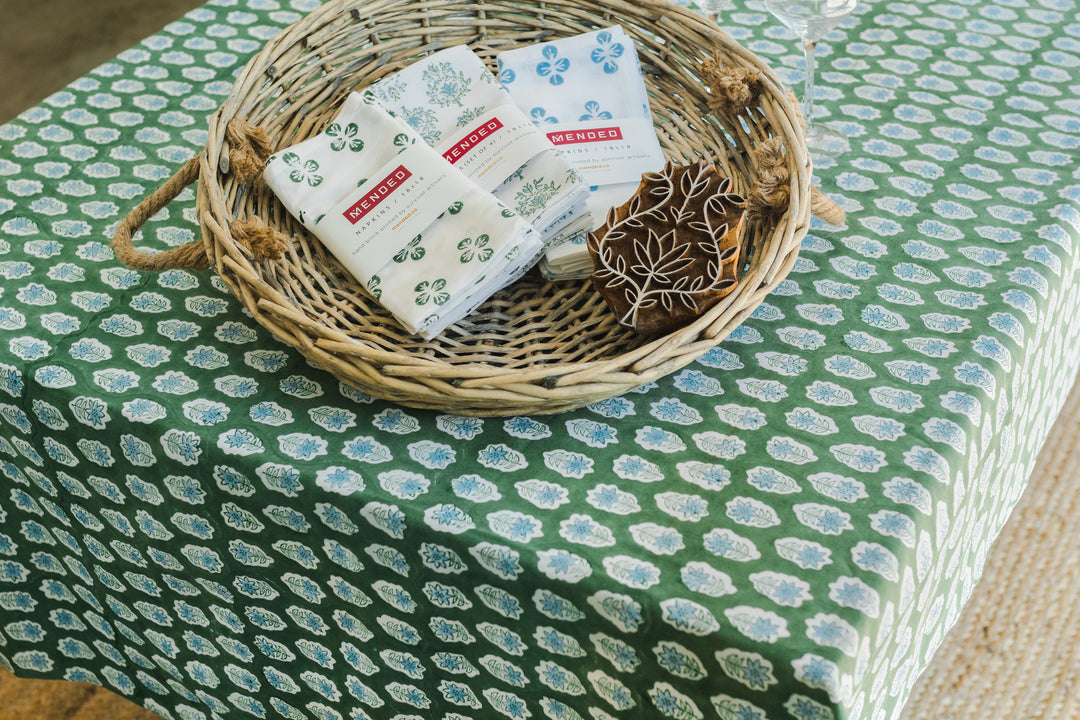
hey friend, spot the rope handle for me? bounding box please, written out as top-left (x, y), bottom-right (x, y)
top-left (810, 186), bottom-right (846, 226)
top-left (111, 118), bottom-right (286, 273)
top-left (748, 137), bottom-right (847, 226)
top-left (112, 154), bottom-right (210, 271)
top-left (702, 60), bottom-right (848, 227)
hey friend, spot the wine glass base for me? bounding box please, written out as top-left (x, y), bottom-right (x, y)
top-left (805, 124), bottom-right (850, 161)
top-left (696, 0), bottom-right (733, 18)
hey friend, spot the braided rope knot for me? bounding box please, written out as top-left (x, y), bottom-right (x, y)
top-left (701, 54), bottom-right (764, 117)
top-left (747, 137), bottom-right (790, 220)
top-left (231, 216), bottom-right (287, 264)
top-left (748, 136), bottom-right (847, 226)
top-left (225, 117), bottom-right (274, 183)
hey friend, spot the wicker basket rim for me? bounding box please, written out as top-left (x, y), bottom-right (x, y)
top-left (117, 0), bottom-right (824, 415)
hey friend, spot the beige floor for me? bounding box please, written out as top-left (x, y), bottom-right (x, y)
top-left (0, 0), bottom-right (205, 124)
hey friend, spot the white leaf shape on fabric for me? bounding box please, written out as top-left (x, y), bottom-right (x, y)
top-left (647, 681), bottom-right (704, 720)
top-left (590, 632), bottom-right (640, 673)
top-left (711, 694), bottom-right (768, 720)
top-left (603, 554), bottom-right (661, 589)
top-left (723, 605), bottom-right (790, 644)
top-left (828, 576), bottom-right (881, 618)
top-left (704, 528), bottom-right (761, 562)
top-left (749, 571), bottom-right (812, 608)
top-left (725, 497), bottom-right (780, 529)
top-left (715, 647), bottom-right (778, 691)
top-left (793, 503), bottom-right (853, 536)
top-left (653, 640), bottom-right (708, 680)
top-left (536, 549), bottom-right (592, 583)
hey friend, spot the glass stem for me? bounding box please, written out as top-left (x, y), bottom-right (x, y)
top-left (802, 39), bottom-right (817, 136)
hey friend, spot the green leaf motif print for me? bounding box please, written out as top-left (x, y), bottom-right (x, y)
top-left (393, 132), bottom-right (413, 150)
top-left (283, 152), bottom-right (322, 187)
top-left (423, 62), bottom-right (471, 107)
top-left (394, 235), bottom-right (426, 263)
top-left (367, 274), bottom-right (382, 300)
top-left (456, 105), bottom-right (487, 128)
top-left (437, 201), bottom-right (464, 221)
top-left (326, 122), bottom-right (364, 152)
top-left (514, 178), bottom-right (560, 218)
top-left (414, 279), bottom-right (450, 306)
top-left (458, 234), bottom-right (494, 264)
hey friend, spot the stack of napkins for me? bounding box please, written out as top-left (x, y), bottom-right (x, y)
top-left (496, 26), bottom-right (667, 277)
top-left (366, 45), bottom-right (592, 281)
top-left (263, 92), bottom-right (542, 339)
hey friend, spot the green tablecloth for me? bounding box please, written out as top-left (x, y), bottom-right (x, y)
top-left (1, 1), bottom-right (1079, 719)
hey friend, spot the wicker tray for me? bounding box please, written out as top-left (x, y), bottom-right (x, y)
top-left (114, 0), bottom-right (841, 416)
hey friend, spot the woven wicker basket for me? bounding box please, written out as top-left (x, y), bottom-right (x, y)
top-left (116, 0), bottom-right (840, 416)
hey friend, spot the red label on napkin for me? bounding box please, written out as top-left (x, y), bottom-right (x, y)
top-left (343, 165), bottom-right (413, 224)
top-left (443, 118), bottom-right (504, 164)
top-left (546, 126), bottom-right (624, 145)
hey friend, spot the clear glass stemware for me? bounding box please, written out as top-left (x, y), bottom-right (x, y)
top-left (764, 0), bottom-right (857, 160)
top-left (696, 0), bottom-right (734, 20)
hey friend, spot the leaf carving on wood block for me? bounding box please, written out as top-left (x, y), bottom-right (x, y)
top-left (588, 159), bottom-right (746, 335)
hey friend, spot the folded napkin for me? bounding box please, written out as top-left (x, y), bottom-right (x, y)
top-left (497, 26), bottom-right (667, 277)
top-left (366, 45), bottom-right (592, 281)
top-left (263, 92), bottom-right (542, 339)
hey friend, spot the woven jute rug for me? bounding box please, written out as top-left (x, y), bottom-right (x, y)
top-left (1, 374), bottom-right (1078, 720)
top-left (900, 368), bottom-right (1080, 719)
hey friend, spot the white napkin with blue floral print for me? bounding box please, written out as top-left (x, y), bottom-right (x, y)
top-left (263, 92), bottom-right (542, 339)
top-left (497, 25), bottom-right (667, 276)
top-left (366, 45), bottom-right (592, 281)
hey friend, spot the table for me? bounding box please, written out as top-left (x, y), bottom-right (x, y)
top-left (1, 0), bottom-right (1078, 718)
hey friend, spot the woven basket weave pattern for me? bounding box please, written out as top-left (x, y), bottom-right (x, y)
top-left (192, 0), bottom-right (813, 415)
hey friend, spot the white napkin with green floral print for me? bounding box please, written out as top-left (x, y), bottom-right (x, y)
top-left (366, 44), bottom-right (592, 281)
top-left (263, 92), bottom-right (541, 339)
top-left (497, 26), bottom-right (667, 277)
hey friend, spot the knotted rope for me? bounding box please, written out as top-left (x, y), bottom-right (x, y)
top-left (703, 58), bottom-right (847, 227)
top-left (112, 117), bottom-right (286, 272)
top-left (230, 216), bottom-right (287, 264)
top-left (747, 137), bottom-right (790, 219)
top-left (747, 137), bottom-right (847, 226)
top-left (225, 117), bottom-right (275, 183)
top-left (701, 54), bottom-right (764, 117)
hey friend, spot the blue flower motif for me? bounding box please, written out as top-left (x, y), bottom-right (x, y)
top-left (433, 653), bottom-right (466, 673)
top-left (479, 445), bottom-right (509, 465)
top-left (442, 681), bottom-right (470, 701)
top-left (795, 544), bottom-right (830, 569)
top-left (498, 66), bottom-right (516, 84)
top-left (530, 107), bottom-right (559, 125)
top-left (590, 31), bottom-right (624, 73)
top-left (579, 100), bottom-right (613, 121)
top-left (541, 664), bottom-right (569, 689)
top-left (536, 45), bottom-right (570, 85)
top-left (854, 544), bottom-right (889, 572)
top-left (653, 688), bottom-right (681, 714)
top-left (505, 696), bottom-right (529, 718)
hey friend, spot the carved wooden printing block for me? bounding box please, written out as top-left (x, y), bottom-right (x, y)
top-left (587, 159), bottom-right (747, 336)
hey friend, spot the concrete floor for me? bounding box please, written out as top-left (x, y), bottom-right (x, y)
top-left (0, 0), bottom-right (206, 124)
